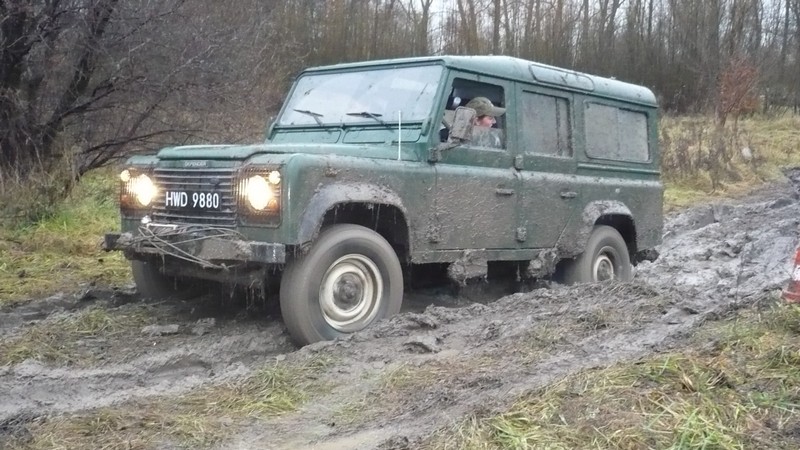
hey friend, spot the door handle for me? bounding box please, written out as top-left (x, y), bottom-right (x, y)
top-left (495, 188), bottom-right (515, 196)
top-left (560, 191), bottom-right (577, 199)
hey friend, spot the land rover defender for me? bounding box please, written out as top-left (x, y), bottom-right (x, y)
top-left (104, 55), bottom-right (663, 345)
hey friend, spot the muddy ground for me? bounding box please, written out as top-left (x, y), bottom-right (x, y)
top-left (2, 176), bottom-right (799, 449)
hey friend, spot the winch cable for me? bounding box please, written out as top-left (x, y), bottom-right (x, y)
top-left (133, 225), bottom-right (246, 270)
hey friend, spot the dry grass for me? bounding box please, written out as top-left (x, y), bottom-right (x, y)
top-left (333, 356), bottom-right (498, 427)
top-left (661, 114), bottom-right (800, 211)
top-left (332, 361), bottom-right (454, 426)
top-left (428, 299), bottom-right (800, 450)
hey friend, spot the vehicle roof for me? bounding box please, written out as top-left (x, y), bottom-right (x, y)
top-left (302, 55), bottom-right (658, 107)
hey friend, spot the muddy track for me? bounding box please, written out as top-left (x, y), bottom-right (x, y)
top-left (1, 178), bottom-right (798, 449)
top-left (0, 296), bottom-right (293, 425)
top-left (0, 267), bottom-right (513, 428)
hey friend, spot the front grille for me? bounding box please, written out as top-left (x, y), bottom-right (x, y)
top-left (152, 167), bottom-right (238, 227)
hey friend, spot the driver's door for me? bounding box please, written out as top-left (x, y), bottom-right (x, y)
top-left (429, 75), bottom-right (520, 251)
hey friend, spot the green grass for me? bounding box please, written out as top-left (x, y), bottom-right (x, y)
top-left (193, 355), bottom-right (335, 416)
top-left (8, 355), bottom-right (335, 450)
top-left (0, 170), bottom-right (131, 305)
top-left (428, 300), bottom-right (800, 450)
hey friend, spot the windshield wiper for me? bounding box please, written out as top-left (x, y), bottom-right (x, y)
top-left (346, 111), bottom-right (389, 127)
top-left (293, 108), bottom-right (324, 126)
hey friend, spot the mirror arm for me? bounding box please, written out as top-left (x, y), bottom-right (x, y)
top-left (428, 141), bottom-right (461, 163)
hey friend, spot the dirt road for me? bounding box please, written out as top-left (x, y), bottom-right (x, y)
top-left (1, 177), bottom-right (798, 449)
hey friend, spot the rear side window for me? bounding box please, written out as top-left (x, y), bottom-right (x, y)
top-left (520, 91), bottom-right (571, 157)
top-left (584, 103), bottom-right (649, 162)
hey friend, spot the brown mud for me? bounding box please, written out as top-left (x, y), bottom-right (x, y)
top-left (1, 176), bottom-right (799, 449)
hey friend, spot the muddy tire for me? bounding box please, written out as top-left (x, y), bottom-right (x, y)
top-left (280, 224), bottom-right (403, 346)
top-left (131, 260), bottom-right (198, 300)
top-left (563, 225), bottom-right (632, 284)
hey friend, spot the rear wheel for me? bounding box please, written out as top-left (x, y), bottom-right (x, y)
top-left (563, 225), bottom-right (632, 284)
top-left (280, 224), bottom-right (403, 346)
top-left (131, 260), bottom-right (199, 300)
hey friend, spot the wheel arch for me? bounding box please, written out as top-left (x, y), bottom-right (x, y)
top-left (574, 200), bottom-right (638, 262)
top-left (296, 183), bottom-right (411, 262)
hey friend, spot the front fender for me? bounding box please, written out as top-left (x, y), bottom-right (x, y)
top-left (296, 183), bottom-right (409, 245)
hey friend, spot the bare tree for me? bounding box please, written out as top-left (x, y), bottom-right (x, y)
top-left (0, 0), bottom-right (294, 187)
top-left (0, 0), bottom-right (127, 178)
top-left (6, 0), bottom-right (800, 195)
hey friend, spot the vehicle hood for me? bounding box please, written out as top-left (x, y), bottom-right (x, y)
top-left (156, 143), bottom-right (416, 161)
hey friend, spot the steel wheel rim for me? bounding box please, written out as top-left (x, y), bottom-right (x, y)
top-left (593, 246), bottom-right (616, 282)
top-left (319, 254), bottom-right (383, 332)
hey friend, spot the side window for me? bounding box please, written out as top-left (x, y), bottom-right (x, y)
top-left (441, 78), bottom-right (506, 149)
top-left (584, 103), bottom-right (649, 162)
top-left (520, 91), bottom-right (571, 157)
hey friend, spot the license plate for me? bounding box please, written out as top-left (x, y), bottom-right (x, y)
top-left (164, 191), bottom-right (220, 210)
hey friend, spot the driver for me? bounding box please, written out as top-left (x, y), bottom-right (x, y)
top-left (464, 97), bottom-right (505, 148)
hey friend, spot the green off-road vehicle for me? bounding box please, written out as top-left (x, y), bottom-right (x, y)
top-left (104, 55), bottom-right (663, 345)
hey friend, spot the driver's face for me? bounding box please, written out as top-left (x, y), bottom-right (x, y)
top-left (474, 115), bottom-right (496, 127)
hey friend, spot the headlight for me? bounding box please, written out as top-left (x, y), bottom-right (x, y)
top-left (119, 169), bottom-right (158, 208)
top-left (240, 168), bottom-right (282, 218)
top-left (244, 175), bottom-right (274, 211)
top-left (132, 174), bottom-right (157, 206)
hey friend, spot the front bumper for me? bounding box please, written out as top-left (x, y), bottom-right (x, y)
top-left (103, 225), bottom-right (286, 266)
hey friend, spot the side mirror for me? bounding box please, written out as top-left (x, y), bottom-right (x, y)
top-left (448, 106), bottom-right (475, 142)
top-left (428, 107), bottom-right (476, 163)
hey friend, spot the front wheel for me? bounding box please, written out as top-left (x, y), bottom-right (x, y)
top-left (562, 225), bottom-right (632, 284)
top-left (279, 224), bottom-right (403, 346)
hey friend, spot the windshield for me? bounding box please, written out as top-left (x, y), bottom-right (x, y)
top-left (277, 65), bottom-right (443, 126)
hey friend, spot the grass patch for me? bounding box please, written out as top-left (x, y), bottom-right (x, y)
top-left (8, 355), bottom-right (335, 450)
top-left (663, 185), bottom-right (720, 212)
top-left (661, 114), bottom-right (800, 211)
top-left (334, 356), bottom-right (498, 427)
top-left (332, 362), bottom-right (446, 426)
top-left (0, 306), bottom-right (152, 366)
top-left (428, 301), bottom-right (800, 450)
top-left (0, 170), bottom-right (130, 306)
top-left (191, 355), bottom-right (335, 417)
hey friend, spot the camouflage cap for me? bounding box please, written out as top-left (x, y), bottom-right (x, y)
top-left (465, 97), bottom-right (505, 117)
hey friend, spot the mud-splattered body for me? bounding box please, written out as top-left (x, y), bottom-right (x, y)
top-left (105, 56), bottom-right (663, 291)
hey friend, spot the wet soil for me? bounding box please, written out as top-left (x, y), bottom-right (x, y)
top-left (1, 177), bottom-right (799, 449)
